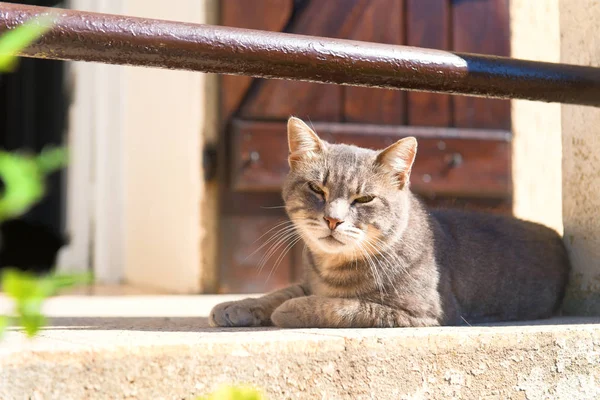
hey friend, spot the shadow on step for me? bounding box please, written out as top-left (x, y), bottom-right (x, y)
top-left (25, 315), bottom-right (600, 333)
top-left (39, 317), bottom-right (280, 333)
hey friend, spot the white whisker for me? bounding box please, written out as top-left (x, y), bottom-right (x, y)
top-left (356, 241), bottom-right (386, 302)
top-left (362, 238), bottom-right (400, 297)
top-left (249, 220), bottom-right (295, 247)
top-left (367, 236), bottom-right (418, 291)
top-left (257, 230), bottom-right (301, 274)
top-left (246, 224), bottom-right (299, 263)
top-left (266, 235), bottom-right (303, 283)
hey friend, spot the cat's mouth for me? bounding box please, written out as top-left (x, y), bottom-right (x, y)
top-left (319, 235), bottom-right (345, 246)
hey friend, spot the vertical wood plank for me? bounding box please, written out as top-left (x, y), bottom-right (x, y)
top-left (241, 0), bottom-right (367, 121)
top-left (452, 0), bottom-right (511, 129)
top-left (219, 216), bottom-right (296, 294)
top-left (406, 0), bottom-right (451, 127)
top-left (343, 0), bottom-right (405, 124)
top-left (220, 0), bottom-right (293, 123)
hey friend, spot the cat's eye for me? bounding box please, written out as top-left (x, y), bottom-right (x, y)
top-left (353, 195), bottom-right (375, 204)
top-left (308, 182), bottom-right (325, 196)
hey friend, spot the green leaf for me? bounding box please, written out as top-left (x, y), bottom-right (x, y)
top-left (0, 316), bottom-right (7, 339)
top-left (199, 386), bottom-right (265, 400)
top-left (37, 146), bottom-right (69, 175)
top-left (16, 295), bottom-right (45, 316)
top-left (0, 14), bottom-right (54, 72)
top-left (0, 146), bottom-right (68, 222)
top-left (2, 268), bottom-right (54, 300)
top-left (43, 271), bottom-right (94, 295)
top-left (1, 269), bottom-right (93, 339)
top-left (19, 311), bottom-right (46, 338)
top-left (2, 268), bottom-right (37, 299)
top-left (0, 151), bottom-right (45, 221)
top-left (2, 269), bottom-right (93, 300)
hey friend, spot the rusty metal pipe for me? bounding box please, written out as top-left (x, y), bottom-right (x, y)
top-left (1, 2), bottom-right (600, 106)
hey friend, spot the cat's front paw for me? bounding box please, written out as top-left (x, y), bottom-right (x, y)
top-left (271, 296), bottom-right (318, 328)
top-left (209, 299), bottom-right (269, 327)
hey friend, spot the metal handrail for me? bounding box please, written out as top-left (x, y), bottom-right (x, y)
top-left (1, 2), bottom-right (599, 106)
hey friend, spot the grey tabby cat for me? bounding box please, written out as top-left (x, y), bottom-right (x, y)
top-left (210, 117), bottom-right (570, 328)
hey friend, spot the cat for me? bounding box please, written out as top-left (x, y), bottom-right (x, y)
top-left (210, 117), bottom-right (570, 328)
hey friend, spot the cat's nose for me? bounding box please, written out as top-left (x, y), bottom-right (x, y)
top-left (324, 216), bottom-right (344, 231)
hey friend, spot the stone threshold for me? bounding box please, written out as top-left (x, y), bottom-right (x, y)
top-left (1, 294), bottom-right (599, 399)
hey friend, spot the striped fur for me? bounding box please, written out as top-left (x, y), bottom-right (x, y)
top-left (210, 117), bottom-right (570, 328)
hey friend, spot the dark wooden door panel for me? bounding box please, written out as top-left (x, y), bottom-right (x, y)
top-left (231, 119), bottom-right (511, 197)
top-left (240, 0), bottom-right (370, 121)
top-left (220, 0), bottom-right (293, 122)
top-left (452, 0), bottom-right (511, 129)
top-left (406, 0), bottom-right (451, 127)
top-left (220, 216), bottom-right (297, 293)
top-left (218, 0), bottom-right (513, 294)
top-left (343, 0), bottom-right (405, 124)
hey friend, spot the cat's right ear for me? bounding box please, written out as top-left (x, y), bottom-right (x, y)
top-left (376, 137), bottom-right (418, 189)
top-left (287, 116), bottom-right (324, 168)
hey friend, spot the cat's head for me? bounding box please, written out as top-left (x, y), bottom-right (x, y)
top-left (283, 117), bottom-right (417, 257)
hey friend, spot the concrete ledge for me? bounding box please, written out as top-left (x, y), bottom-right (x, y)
top-left (1, 295), bottom-right (600, 399)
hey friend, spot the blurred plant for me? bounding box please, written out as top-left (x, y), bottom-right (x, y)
top-left (1, 269), bottom-right (93, 337)
top-left (0, 14), bottom-right (53, 72)
top-left (0, 14), bottom-right (92, 339)
top-left (0, 147), bottom-right (89, 339)
top-left (0, 147), bottom-right (67, 220)
top-left (198, 385), bottom-right (265, 400)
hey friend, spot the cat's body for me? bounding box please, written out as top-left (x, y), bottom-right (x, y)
top-left (210, 117), bottom-right (570, 328)
top-left (301, 195), bottom-right (568, 327)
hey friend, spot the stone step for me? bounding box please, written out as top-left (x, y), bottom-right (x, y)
top-left (1, 294), bottom-right (599, 399)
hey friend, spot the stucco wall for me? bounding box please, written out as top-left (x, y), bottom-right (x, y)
top-left (510, 0), bottom-right (563, 234)
top-left (559, 0), bottom-right (600, 314)
top-left (512, 0), bottom-right (600, 314)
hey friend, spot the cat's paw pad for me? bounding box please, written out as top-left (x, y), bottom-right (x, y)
top-left (209, 300), bottom-right (265, 327)
top-left (271, 297), bottom-right (314, 328)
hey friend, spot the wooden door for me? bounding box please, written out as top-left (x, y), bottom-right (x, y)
top-left (217, 0), bottom-right (511, 294)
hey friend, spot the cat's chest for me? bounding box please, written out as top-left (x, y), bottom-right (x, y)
top-left (308, 261), bottom-right (374, 298)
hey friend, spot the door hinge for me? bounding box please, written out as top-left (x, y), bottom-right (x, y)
top-left (203, 145), bottom-right (218, 181)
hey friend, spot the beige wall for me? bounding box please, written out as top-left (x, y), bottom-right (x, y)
top-left (510, 0), bottom-right (563, 234)
top-left (122, 0), bottom-right (218, 293)
top-left (559, 0), bottom-right (600, 314)
top-left (61, 0), bottom-right (220, 293)
top-left (512, 0), bottom-right (600, 314)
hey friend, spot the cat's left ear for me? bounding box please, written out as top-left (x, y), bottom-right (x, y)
top-left (376, 137), bottom-right (417, 189)
top-left (287, 116), bottom-right (324, 168)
